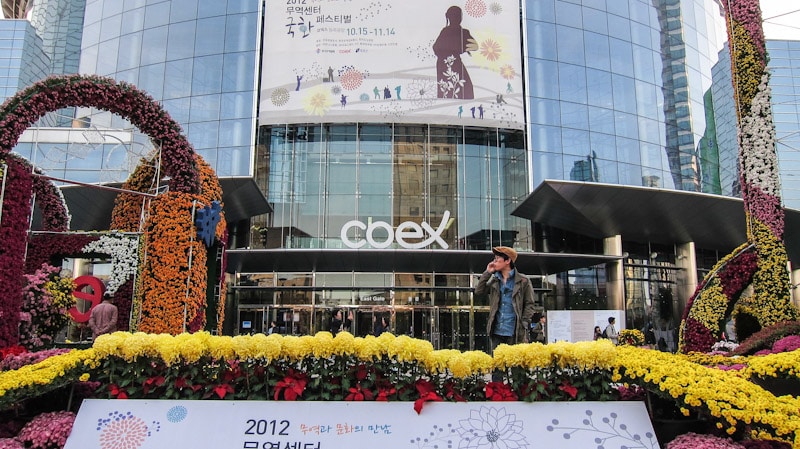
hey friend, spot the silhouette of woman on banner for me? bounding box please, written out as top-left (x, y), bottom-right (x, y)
top-left (433, 6), bottom-right (478, 99)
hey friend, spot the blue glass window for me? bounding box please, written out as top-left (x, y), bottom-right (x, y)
top-left (189, 94), bottom-right (221, 122)
top-left (221, 92), bottom-right (254, 120)
top-left (586, 68), bottom-right (613, 108)
top-left (526, 21), bottom-right (557, 61)
top-left (121, 8), bottom-right (146, 35)
top-left (225, 13), bottom-right (257, 53)
top-left (222, 52), bottom-right (255, 92)
top-left (195, 17), bottom-right (226, 56)
top-left (559, 63), bottom-right (587, 103)
top-left (585, 33), bottom-right (611, 73)
top-left (192, 54), bottom-right (223, 95)
top-left (556, 25), bottom-right (585, 65)
top-left (528, 59), bottom-right (559, 99)
top-left (99, 13), bottom-right (122, 43)
top-left (138, 63), bottom-right (165, 98)
top-left (555, 2), bottom-right (582, 29)
top-left (560, 102), bottom-right (589, 130)
top-left (167, 21), bottom-right (196, 61)
top-left (117, 32), bottom-right (142, 71)
top-left (163, 58), bottom-right (193, 99)
top-left (170, 0), bottom-right (199, 23)
top-left (582, 8), bottom-right (607, 34)
top-left (140, 26), bottom-right (168, 65)
top-left (144, 2), bottom-right (171, 29)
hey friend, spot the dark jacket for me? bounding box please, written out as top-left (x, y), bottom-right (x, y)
top-left (476, 270), bottom-right (536, 344)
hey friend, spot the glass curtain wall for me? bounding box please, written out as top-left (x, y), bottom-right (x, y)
top-left (260, 124), bottom-right (529, 251)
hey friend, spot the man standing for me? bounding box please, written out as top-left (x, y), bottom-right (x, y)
top-left (604, 316), bottom-right (619, 345)
top-left (88, 292), bottom-right (118, 339)
top-left (476, 246), bottom-right (536, 354)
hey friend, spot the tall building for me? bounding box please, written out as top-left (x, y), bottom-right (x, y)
top-left (3, 0), bottom-right (800, 349)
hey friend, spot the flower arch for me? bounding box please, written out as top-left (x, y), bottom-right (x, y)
top-left (678, 0), bottom-right (798, 352)
top-left (0, 74), bottom-right (210, 345)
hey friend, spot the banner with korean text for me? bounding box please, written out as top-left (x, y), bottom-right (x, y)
top-left (65, 400), bottom-right (659, 448)
top-left (259, 0), bottom-right (525, 129)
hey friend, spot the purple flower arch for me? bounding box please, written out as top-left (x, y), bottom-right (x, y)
top-left (0, 74), bottom-right (201, 347)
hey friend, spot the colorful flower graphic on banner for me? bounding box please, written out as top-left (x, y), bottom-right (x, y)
top-left (166, 406), bottom-right (188, 423)
top-left (465, 0), bottom-right (487, 18)
top-left (96, 411), bottom-right (159, 449)
top-left (302, 85), bottom-right (332, 116)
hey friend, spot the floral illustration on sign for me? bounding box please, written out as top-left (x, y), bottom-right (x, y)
top-left (166, 405), bottom-right (188, 423)
top-left (413, 406), bottom-right (528, 448)
top-left (96, 410), bottom-right (160, 449)
top-left (545, 409), bottom-right (657, 449)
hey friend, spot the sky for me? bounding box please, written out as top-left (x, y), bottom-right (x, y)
top-left (759, 0), bottom-right (800, 40)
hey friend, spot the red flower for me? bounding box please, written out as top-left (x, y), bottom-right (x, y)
top-left (443, 381), bottom-right (466, 402)
top-left (109, 384), bottom-right (128, 399)
top-left (413, 379), bottom-right (442, 414)
top-left (213, 384), bottom-right (235, 399)
top-left (558, 380), bottom-right (578, 399)
top-left (486, 382), bottom-right (518, 401)
top-left (142, 375), bottom-right (165, 394)
top-left (375, 385), bottom-right (396, 401)
top-left (274, 369), bottom-right (308, 401)
top-left (345, 383), bottom-right (374, 401)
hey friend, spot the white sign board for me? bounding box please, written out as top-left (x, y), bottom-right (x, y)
top-left (65, 399), bottom-right (659, 449)
top-left (547, 310), bottom-right (626, 343)
top-left (260, 0), bottom-right (525, 129)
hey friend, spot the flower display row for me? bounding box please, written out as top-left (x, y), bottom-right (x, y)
top-left (1, 333), bottom-right (798, 447)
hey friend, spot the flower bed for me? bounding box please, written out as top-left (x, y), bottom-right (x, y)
top-left (1, 333), bottom-right (798, 447)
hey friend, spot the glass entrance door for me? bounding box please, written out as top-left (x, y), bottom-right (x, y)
top-left (439, 307), bottom-right (472, 350)
top-left (238, 306), bottom-right (267, 335)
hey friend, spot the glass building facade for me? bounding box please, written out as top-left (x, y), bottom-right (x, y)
top-left (77, 0), bottom-right (259, 177)
top-left (768, 40), bottom-right (800, 210)
top-left (3, 0), bottom-right (799, 349)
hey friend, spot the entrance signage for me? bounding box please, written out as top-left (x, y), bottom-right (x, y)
top-left (65, 399), bottom-right (658, 449)
top-left (340, 211), bottom-right (450, 249)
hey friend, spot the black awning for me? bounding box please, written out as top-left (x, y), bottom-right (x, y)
top-left (226, 248), bottom-right (620, 275)
top-left (512, 179), bottom-right (800, 263)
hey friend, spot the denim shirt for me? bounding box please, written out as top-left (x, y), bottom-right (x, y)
top-left (493, 269), bottom-right (516, 336)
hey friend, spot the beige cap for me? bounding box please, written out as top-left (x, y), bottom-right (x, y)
top-left (492, 246), bottom-right (518, 263)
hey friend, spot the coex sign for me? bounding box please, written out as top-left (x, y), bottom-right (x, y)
top-left (340, 211), bottom-right (450, 249)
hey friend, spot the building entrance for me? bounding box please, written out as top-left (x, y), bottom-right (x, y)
top-left (235, 302), bottom-right (491, 352)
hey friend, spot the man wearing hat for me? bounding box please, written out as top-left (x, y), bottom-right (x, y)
top-left (476, 246), bottom-right (536, 356)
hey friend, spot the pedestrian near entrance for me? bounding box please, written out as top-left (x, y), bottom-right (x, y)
top-left (604, 316), bottom-right (619, 345)
top-left (530, 314), bottom-right (546, 343)
top-left (329, 309), bottom-right (353, 335)
top-left (476, 246), bottom-right (536, 355)
top-left (88, 292), bottom-right (118, 339)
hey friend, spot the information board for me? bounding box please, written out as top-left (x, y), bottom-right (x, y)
top-left (65, 399), bottom-right (659, 449)
top-left (547, 310), bottom-right (626, 343)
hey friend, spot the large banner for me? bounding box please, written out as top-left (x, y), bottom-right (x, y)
top-left (65, 400), bottom-right (659, 448)
top-left (260, 0), bottom-right (525, 129)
